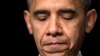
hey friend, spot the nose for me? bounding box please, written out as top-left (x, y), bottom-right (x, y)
top-left (46, 15), bottom-right (63, 37)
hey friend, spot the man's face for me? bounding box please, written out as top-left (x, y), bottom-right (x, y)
top-left (24, 0), bottom-right (97, 56)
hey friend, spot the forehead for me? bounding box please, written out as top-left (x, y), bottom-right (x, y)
top-left (30, 0), bottom-right (83, 11)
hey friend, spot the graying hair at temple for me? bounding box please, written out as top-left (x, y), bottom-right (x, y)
top-left (26, 0), bottom-right (91, 12)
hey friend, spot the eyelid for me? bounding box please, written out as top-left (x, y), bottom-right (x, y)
top-left (62, 13), bottom-right (74, 18)
top-left (32, 10), bottom-right (50, 21)
top-left (59, 12), bottom-right (76, 20)
top-left (57, 9), bottom-right (77, 19)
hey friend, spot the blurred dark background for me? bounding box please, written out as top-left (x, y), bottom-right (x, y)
top-left (13, 0), bottom-right (100, 56)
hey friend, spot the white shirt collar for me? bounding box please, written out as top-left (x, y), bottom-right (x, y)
top-left (77, 51), bottom-right (82, 56)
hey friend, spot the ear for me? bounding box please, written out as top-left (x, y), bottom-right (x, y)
top-left (24, 10), bottom-right (32, 34)
top-left (86, 9), bottom-right (97, 33)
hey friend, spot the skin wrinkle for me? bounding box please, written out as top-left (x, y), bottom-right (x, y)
top-left (24, 0), bottom-right (97, 56)
top-left (32, 0), bottom-right (84, 56)
top-left (59, 14), bottom-right (85, 56)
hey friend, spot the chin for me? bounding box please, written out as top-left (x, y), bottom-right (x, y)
top-left (40, 51), bottom-right (69, 56)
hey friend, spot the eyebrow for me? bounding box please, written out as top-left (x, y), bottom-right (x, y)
top-left (32, 9), bottom-right (76, 16)
top-left (58, 8), bottom-right (76, 14)
top-left (33, 10), bottom-right (49, 15)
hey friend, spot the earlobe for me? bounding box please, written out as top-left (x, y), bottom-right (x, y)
top-left (24, 10), bottom-right (33, 34)
top-left (86, 9), bottom-right (97, 33)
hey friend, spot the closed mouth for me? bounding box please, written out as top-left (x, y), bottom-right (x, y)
top-left (44, 42), bottom-right (68, 46)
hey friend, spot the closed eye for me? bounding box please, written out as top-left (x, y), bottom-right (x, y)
top-left (35, 14), bottom-right (48, 21)
top-left (33, 10), bottom-right (50, 21)
top-left (61, 13), bottom-right (75, 20)
top-left (58, 9), bottom-right (76, 20)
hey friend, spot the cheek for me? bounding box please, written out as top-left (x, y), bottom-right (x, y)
top-left (31, 20), bottom-right (49, 48)
top-left (31, 24), bottom-right (41, 49)
top-left (60, 19), bottom-right (85, 49)
top-left (64, 24), bottom-right (80, 49)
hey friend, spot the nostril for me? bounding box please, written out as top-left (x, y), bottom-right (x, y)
top-left (58, 32), bottom-right (63, 36)
top-left (47, 33), bottom-right (51, 36)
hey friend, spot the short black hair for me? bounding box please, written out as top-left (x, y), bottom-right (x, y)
top-left (83, 0), bottom-right (91, 11)
top-left (26, 0), bottom-right (91, 11)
